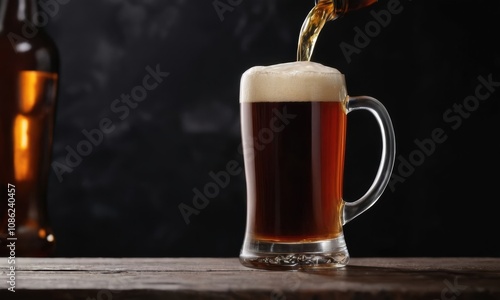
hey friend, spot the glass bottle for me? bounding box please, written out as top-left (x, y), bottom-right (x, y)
top-left (0, 0), bottom-right (59, 257)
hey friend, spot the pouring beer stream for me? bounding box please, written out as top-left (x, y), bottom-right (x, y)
top-left (297, 0), bottom-right (378, 61)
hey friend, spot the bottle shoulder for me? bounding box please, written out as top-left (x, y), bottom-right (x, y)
top-left (0, 29), bottom-right (59, 73)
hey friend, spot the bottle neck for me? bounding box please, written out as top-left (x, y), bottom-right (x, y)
top-left (333, 0), bottom-right (378, 15)
top-left (0, 0), bottom-right (39, 32)
top-left (332, 0), bottom-right (349, 16)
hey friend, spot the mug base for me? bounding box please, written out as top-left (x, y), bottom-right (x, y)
top-left (239, 234), bottom-right (350, 270)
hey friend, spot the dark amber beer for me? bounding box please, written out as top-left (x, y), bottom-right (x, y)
top-left (0, 0), bottom-right (59, 256)
top-left (240, 62), bottom-right (348, 244)
top-left (241, 101), bottom-right (346, 242)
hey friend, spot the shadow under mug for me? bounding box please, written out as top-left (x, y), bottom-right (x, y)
top-left (238, 62), bottom-right (396, 270)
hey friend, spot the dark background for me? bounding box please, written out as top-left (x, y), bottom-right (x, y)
top-left (44, 0), bottom-right (500, 258)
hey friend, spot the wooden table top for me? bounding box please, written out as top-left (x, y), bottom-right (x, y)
top-left (1, 257), bottom-right (499, 299)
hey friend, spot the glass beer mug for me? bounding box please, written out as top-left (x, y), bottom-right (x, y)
top-left (239, 61), bottom-right (395, 270)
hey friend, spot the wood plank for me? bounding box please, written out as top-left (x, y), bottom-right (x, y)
top-left (0, 258), bottom-right (499, 300)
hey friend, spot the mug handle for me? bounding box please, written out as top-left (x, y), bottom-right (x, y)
top-left (342, 96), bottom-right (396, 225)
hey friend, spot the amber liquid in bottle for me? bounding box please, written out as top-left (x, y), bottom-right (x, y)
top-left (297, 0), bottom-right (378, 61)
top-left (0, 0), bottom-right (59, 256)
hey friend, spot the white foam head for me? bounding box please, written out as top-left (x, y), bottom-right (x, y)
top-left (240, 61), bottom-right (346, 103)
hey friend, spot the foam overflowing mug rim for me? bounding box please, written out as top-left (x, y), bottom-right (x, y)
top-left (239, 61), bottom-right (347, 103)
